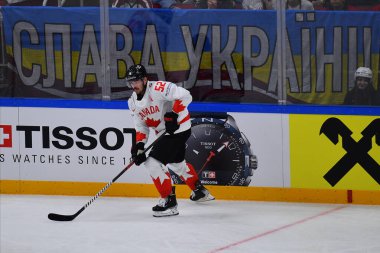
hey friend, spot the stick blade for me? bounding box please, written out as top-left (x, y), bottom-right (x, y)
top-left (48, 213), bottom-right (76, 222)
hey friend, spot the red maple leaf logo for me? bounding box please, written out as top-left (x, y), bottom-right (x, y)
top-left (173, 100), bottom-right (186, 114)
top-left (145, 118), bottom-right (161, 127)
top-left (136, 131), bottom-right (147, 142)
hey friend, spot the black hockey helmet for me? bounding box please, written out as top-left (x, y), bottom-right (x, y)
top-left (126, 64), bottom-right (147, 81)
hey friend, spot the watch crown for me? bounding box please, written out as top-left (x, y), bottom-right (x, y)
top-left (250, 155), bottom-right (258, 170)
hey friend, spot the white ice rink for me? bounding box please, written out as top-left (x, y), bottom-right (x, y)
top-left (1, 194), bottom-right (380, 253)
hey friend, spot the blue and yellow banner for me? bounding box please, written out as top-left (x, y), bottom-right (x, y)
top-left (1, 7), bottom-right (379, 103)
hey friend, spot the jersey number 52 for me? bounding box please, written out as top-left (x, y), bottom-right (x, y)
top-left (154, 82), bottom-right (166, 92)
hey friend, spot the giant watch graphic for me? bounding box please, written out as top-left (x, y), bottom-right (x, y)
top-left (171, 113), bottom-right (258, 186)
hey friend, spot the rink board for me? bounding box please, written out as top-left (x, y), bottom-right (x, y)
top-left (1, 180), bottom-right (380, 205)
top-left (1, 99), bottom-right (380, 204)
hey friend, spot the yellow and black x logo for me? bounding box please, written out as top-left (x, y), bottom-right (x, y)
top-left (320, 117), bottom-right (380, 186)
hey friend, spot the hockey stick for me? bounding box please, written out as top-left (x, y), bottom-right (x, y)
top-left (48, 131), bottom-right (166, 222)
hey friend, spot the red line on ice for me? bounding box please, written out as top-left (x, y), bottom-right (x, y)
top-left (208, 205), bottom-right (346, 253)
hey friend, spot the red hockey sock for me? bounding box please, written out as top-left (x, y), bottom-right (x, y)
top-left (152, 172), bottom-right (173, 198)
top-left (180, 163), bottom-right (199, 190)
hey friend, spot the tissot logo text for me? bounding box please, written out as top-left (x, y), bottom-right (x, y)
top-left (0, 125), bottom-right (12, 148)
top-left (12, 125), bottom-right (134, 150)
top-left (200, 142), bottom-right (216, 146)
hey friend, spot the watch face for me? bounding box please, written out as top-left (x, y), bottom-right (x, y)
top-left (171, 117), bottom-right (253, 186)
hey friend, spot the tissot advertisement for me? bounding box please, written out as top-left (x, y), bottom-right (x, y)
top-left (0, 107), bottom-right (150, 183)
top-left (0, 107), bottom-right (288, 187)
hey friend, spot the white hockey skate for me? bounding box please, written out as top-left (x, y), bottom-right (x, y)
top-left (152, 187), bottom-right (179, 217)
top-left (190, 182), bottom-right (215, 202)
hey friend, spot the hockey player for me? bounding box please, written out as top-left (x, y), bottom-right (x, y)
top-left (127, 64), bottom-right (215, 217)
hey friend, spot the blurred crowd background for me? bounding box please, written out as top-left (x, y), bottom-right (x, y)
top-left (1, 0), bottom-right (380, 11)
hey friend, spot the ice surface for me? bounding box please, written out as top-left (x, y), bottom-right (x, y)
top-left (1, 194), bottom-right (380, 253)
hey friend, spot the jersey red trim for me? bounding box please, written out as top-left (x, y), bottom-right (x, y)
top-left (179, 114), bottom-right (190, 125)
top-left (136, 131), bottom-right (147, 142)
top-left (172, 100), bottom-right (186, 114)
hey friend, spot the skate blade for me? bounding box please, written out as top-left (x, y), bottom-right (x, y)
top-left (153, 207), bottom-right (179, 217)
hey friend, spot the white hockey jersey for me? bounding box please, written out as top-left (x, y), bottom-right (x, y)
top-left (128, 80), bottom-right (192, 144)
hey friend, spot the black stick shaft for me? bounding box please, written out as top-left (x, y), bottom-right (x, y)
top-left (48, 132), bottom-right (166, 222)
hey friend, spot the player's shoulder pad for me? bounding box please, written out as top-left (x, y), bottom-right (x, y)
top-left (148, 81), bottom-right (174, 96)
